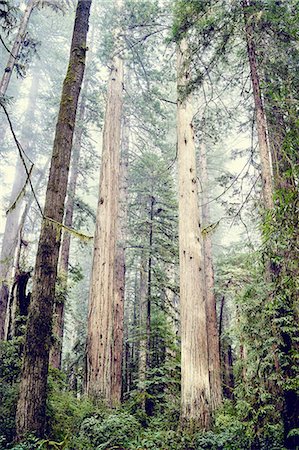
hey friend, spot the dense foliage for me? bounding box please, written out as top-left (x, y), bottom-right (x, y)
top-left (0, 0), bottom-right (298, 449)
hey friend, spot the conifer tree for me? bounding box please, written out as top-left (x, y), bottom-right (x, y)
top-left (15, 0), bottom-right (91, 437)
top-left (177, 38), bottom-right (211, 430)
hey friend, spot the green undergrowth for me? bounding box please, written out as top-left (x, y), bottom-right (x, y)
top-left (1, 339), bottom-right (285, 450)
top-left (6, 398), bottom-right (285, 450)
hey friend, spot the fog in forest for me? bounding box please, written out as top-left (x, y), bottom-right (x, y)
top-left (0, 1), bottom-right (298, 449)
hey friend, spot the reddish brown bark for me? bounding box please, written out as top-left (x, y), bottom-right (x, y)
top-left (242, 0), bottom-right (273, 209)
top-left (112, 117), bottom-right (129, 404)
top-left (199, 139), bottom-right (222, 412)
top-left (86, 54), bottom-right (124, 404)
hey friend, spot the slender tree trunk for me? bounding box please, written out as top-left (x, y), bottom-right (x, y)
top-left (144, 195), bottom-right (155, 416)
top-left (223, 342), bottom-right (234, 399)
top-left (242, 0), bottom-right (273, 209)
top-left (85, 35), bottom-right (124, 404)
top-left (15, 1), bottom-right (91, 438)
top-left (138, 255), bottom-right (148, 387)
top-left (0, 0), bottom-right (35, 97)
top-left (112, 116), bottom-right (129, 404)
top-left (0, 72), bottom-right (41, 340)
top-left (50, 81), bottom-right (88, 370)
top-left (199, 139), bottom-right (222, 411)
top-left (177, 39), bottom-right (211, 431)
top-left (146, 196), bottom-right (154, 370)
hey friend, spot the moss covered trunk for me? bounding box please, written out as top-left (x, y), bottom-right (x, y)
top-left (15, 0), bottom-right (91, 438)
top-left (50, 82), bottom-right (88, 370)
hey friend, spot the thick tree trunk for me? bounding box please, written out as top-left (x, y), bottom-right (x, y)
top-left (15, 1), bottom-right (91, 438)
top-left (112, 116), bottom-right (129, 405)
top-left (0, 72), bottom-right (41, 340)
top-left (199, 139), bottom-right (222, 411)
top-left (0, 0), bottom-right (35, 97)
top-left (85, 52), bottom-right (124, 404)
top-left (177, 39), bottom-right (211, 431)
top-left (50, 83), bottom-right (88, 370)
top-left (242, 0), bottom-right (273, 209)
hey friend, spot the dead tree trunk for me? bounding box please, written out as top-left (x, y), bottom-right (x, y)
top-left (0, 71), bottom-right (41, 340)
top-left (0, 0), bottom-right (35, 97)
top-left (15, 1), bottom-right (91, 438)
top-left (177, 39), bottom-right (211, 431)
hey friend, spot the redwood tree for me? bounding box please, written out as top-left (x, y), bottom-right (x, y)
top-left (15, 0), bottom-right (91, 438)
top-left (85, 24), bottom-right (124, 405)
top-left (177, 38), bottom-right (211, 430)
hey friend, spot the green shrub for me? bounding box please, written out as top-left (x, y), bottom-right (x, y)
top-left (0, 339), bottom-right (22, 446)
top-left (46, 368), bottom-right (94, 441)
top-left (79, 411), bottom-right (141, 449)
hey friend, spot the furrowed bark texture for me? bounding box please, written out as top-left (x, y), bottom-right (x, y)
top-left (50, 83), bottom-right (88, 370)
top-left (15, 0), bottom-right (91, 438)
top-left (0, 0), bottom-right (34, 97)
top-left (177, 39), bottom-right (211, 431)
top-left (86, 55), bottom-right (124, 405)
top-left (199, 139), bottom-right (222, 411)
top-left (0, 72), bottom-right (40, 340)
top-left (242, 0), bottom-right (273, 209)
top-left (112, 116), bottom-right (129, 405)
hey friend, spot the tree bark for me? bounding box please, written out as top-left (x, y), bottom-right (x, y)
top-left (199, 139), bottom-right (222, 412)
top-left (177, 39), bottom-right (211, 431)
top-left (0, 0), bottom-right (35, 97)
top-left (112, 115), bottom-right (129, 405)
top-left (15, 1), bottom-right (91, 438)
top-left (50, 81), bottom-right (88, 370)
top-left (242, 0), bottom-right (274, 209)
top-left (85, 47), bottom-right (124, 404)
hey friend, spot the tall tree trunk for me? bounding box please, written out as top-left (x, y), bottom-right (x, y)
top-left (85, 36), bottom-right (124, 404)
top-left (138, 255), bottom-right (148, 387)
top-left (0, 71), bottom-right (41, 340)
top-left (50, 81), bottom-right (88, 370)
top-left (112, 115), bottom-right (129, 404)
top-left (177, 39), bottom-right (211, 431)
top-left (145, 195), bottom-right (154, 416)
top-left (199, 139), bottom-right (222, 411)
top-left (15, 1), bottom-right (91, 438)
top-left (0, 0), bottom-right (35, 97)
top-left (242, 0), bottom-right (273, 209)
